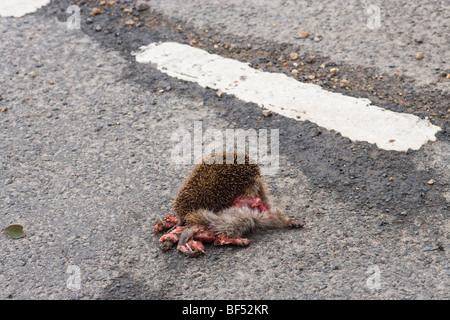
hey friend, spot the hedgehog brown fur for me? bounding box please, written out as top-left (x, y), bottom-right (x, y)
top-left (174, 152), bottom-right (268, 223)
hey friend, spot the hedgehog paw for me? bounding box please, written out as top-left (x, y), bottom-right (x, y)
top-left (177, 240), bottom-right (205, 257)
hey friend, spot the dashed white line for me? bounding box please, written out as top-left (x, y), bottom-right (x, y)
top-left (0, 0), bottom-right (50, 18)
top-left (134, 42), bottom-right (441, 152)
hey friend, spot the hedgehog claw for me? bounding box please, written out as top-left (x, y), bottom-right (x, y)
top-left (289, 219), bottom-right (305, 228)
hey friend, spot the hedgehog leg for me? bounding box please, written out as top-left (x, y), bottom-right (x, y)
top-left (176, 225), bottom-right (214, 257)
top-left (193, 227), bottom-right (217, 243)
top-left (214, 234), bottom-right (250, 247)
top-left (165, 217), bottom-right (185, 233)
top-left (177, 224), bottom-right (203, 246)
top-left (153, 214), bottom-right (181, 233)
top-left (177, 240), bottom-right (205, 257)
top-left (159, 226), bottom-right (185, 251)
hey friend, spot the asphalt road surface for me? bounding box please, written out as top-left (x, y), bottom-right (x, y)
top-left (0, 0), bottom-right (448, 300)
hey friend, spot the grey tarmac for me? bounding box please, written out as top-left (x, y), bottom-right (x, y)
top-left (0, 0), bottom-right (448, 299)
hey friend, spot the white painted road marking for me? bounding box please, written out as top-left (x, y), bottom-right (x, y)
top-left (134, 42), bottom-right (441, 152)
top-left (0, 0), bottom-right (50, 18)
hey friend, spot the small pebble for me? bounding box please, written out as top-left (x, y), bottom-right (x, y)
top-left (136, 1), bottom-right (150, 11)
top-left (262, 110), bottom-right (272, 117)
top-left (416, 51), bottom-right (424, 60)
top-left (90, 8), bottom-right (104, 16)
top-left (306, 55), bottom-right (315, 63)
top-left (427, 179), bottom-right (435, 185)
top-left (329, 68), bottom-right (339, 74)
top-left (296, 30), bottom-right (309, 38)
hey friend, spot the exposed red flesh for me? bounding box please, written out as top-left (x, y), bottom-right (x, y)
top-left (177, 240), bottom-right (205, 257)
top-left (214, 234), bottom-right (250, 247)
top-left (159, 226), bottom-right (185, 243)
top-left (156, 196), bottom-right (272, 256)
top-left (232, 196), bottom-right (270, 212)
top-left (153, 214), bottom-right (180, 233)
top-left (165, 214), bottom-right (180, 224)
top-left (193, 228), bottom-right (217, 243)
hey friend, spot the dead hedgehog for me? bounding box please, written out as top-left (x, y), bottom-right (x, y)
top-left (153, 152), bottom-right (304, 257)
